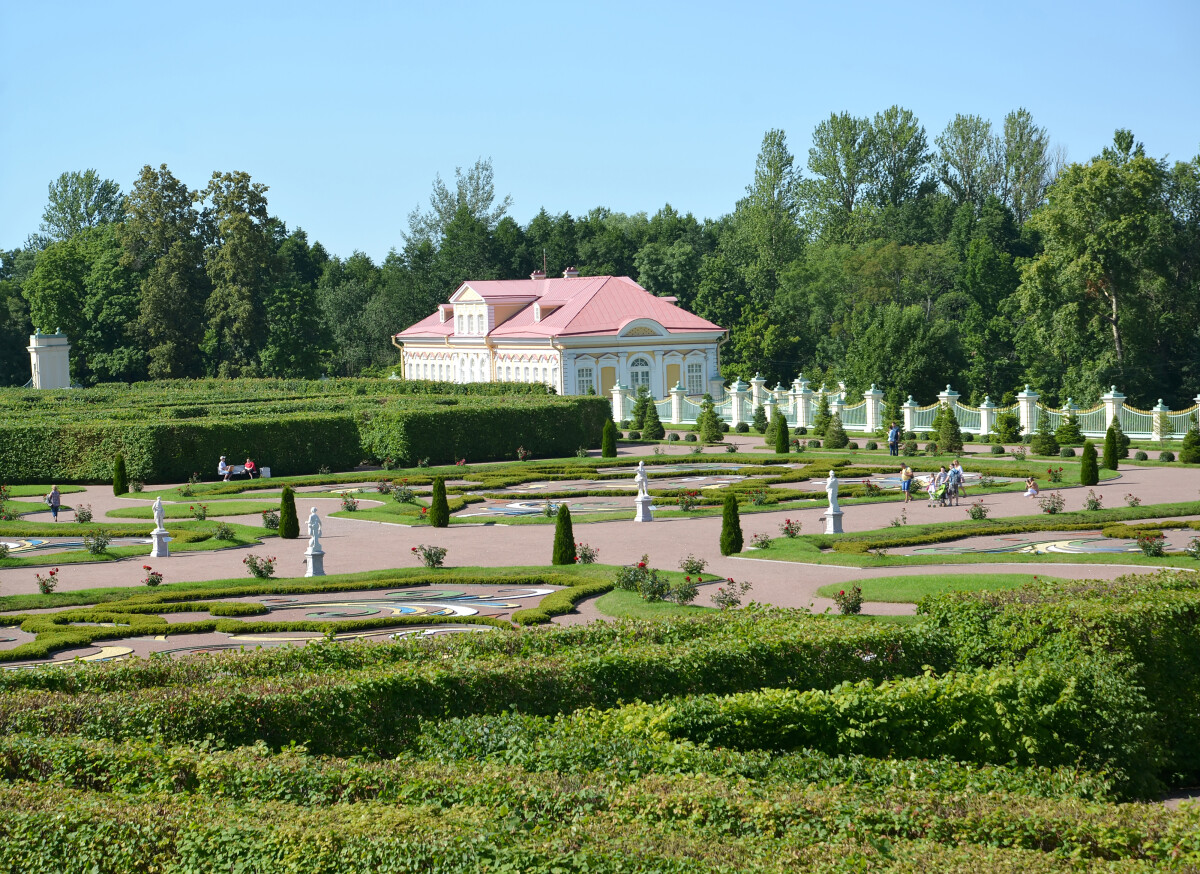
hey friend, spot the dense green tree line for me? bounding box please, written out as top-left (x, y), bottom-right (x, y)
top-left (3, 111), bottom-right (1198, 407)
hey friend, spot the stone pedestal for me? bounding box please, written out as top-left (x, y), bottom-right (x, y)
top-left (822, 510), bottom-right (844, 535)
top-left (305, 547), bottom-right (326, 577)
top-left (633, 492), bottom-right (654, 523)
top-left (149, 529), bottom-right (169, 558)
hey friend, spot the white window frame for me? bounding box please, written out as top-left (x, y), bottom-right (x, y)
top-left (686, 362), bottom-right (703, 395)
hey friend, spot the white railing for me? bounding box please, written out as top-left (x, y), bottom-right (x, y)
top-left (841, 401), bottom-right (867, 428)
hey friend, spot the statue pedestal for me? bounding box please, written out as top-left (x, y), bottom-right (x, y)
top-left (305, 547), bottom-right (325, 577)
top-left (633, 492), bottom-right (654, 523)
top-left (822, 510), bottom-right (844, 535)
top-left (149, 528), bottom-right (170, 558)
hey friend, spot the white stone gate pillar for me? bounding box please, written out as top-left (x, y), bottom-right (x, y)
top-left (1102, 386), bottom-right (1126, 430)
top-left (730, 378), bottom-right (749, 428)
top-left (670, 382), bottom-right (685, 424)
top-left (902, 396), bottom-right (917, 434)
top-left (864, 384), bottom-right (884, 433)
top-left (979, 397), bottom-right (996, 437)
top-left (1017, 385), bottom-right (1039, 435)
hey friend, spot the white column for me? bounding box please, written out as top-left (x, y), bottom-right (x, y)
top-left (750, 372), bottom-right (767, 409)
top-left (1102, 386), bottom-right (1126, 430)
top-left (1016, 385), bottom-right (1039, 435)
top-left (902, 395), bottom-right (917, 434)
top-left (670, 382), bottom-right (685, 424)
top-left (797, 379), bottom-right (813, 429)
top-left (864, 384), bottom-right (884, 433)
top-left (937, 384), bottom-right (959, 413)
top-left (1153, 399), bottom-right (1170, 440)
top-left (611, 383), bottom-right (626, 423)
top-left (730, 378), bottom-right (749, 428)
top-left (979, 397), bottom-right (995, 437)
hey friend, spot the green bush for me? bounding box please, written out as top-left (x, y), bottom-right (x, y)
top-left (811, 394), bottom-right (832, 437)
top-left (995, 412), bottom-right (1022, 444)
top-left (752, 403), bottom-right (768, 433)
top-left (1055, 412), bottom-right (1083, 445)
top-left (640, 401), bottom-right (665, 441)
top-left (990, 444), bottom-right (1005, 455)
top-left (111, 453), bottom-right (127, 496)
top-left (1059, 446), bottom-right (1075, 457)
top-left (772, 409), bottom-right (789, 454)
top-left (696, 395), bottom-right (723, 444)
top-left (600, 420), bottom-right (617, 458)
top-left (278, 485), bottom-right (299, 539)
top-left (551, 505), bottom-right (576, 565)
top-left (720, 493), bottom-right (743, 556)
top-left (1030, 411), bottom-right (1059, 456)
top-left (427, 477), bottom-right (450, 528)
top-left (937, 404), bottom-right (964, 453)
top-left (1079, 441), bottom-right (1099, 485)
top-left (1181, 416), bottom-right (1200, 464)
top-left (824, 413), bottom-right (849, 449)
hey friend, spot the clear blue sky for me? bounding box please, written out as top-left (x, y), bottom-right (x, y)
top-left (3, 0), bottom-right (1198, 261)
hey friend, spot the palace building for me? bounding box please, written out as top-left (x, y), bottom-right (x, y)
top-left (393, 270), bottom-right (726, 399)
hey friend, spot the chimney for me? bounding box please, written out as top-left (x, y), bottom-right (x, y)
top-left (562, 267), bottom-right (580, 278)
top-left (530, 270), bottom-right (546, 280)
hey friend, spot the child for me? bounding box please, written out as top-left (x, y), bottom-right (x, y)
top-left (46, 485), bottom-right (61, 521)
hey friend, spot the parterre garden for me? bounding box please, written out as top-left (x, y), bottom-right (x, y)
top-left (3, 378), bottom-right (1200, 870)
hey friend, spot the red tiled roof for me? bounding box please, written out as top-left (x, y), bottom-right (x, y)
top-left (395, 276), bottom-right (723, 340)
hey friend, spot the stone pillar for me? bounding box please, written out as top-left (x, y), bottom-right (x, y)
top-left (669, 382), bottom-right (685, 424)
top-left (1062, 398), bottom-right (1079, 431)
top-left (829, 392), bottom-right (844, 423)
top-left (863, 384), bottom-right (884, 433)
top-left (937, 384), bottom-right (959, 414)
top-left (1016, 385), bottom-right (1039, 436)
top-left (795, 376), bottom-right (813, 429)
top-left (763, 393), bottom-right (777, 428)
top-left (1153, 399), bottom-right (1170, 440)
top-left (902, 395), bottom-right (918, 434)
top-left (750, 372), bottom-right (767, 410)
top-left (1102, 386), bottom-right (1125, 430)
top-left (979, 396), bottom-right (996, 438)
top-left (729, 378), bottom-right (749, 428)
top-left (149, 530), bottom-right (170, 558)
top-left (27, 330), bottom-right (72, 389)
top-left (305, 545), bottom-right (326, 577)
top-left (610, 382), bottom-right (626, 423)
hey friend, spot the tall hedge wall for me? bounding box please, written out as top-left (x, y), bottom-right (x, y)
top-left (0, 380), bottom-right (609, 483)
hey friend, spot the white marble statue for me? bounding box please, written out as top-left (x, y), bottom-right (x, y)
top-left (825, 471), bottom-right (840, 514)
top-left (634, 461), bottom-right (649, 495)
top-left (152, 497), bottom-right (166, 531)
top-left (307, 507), bottom-right (323, 552)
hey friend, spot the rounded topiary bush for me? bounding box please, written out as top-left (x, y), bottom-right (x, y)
top-left (1160, 450), bottom-right (1176, 462)
top-left (807, 439), bottom-right (821, 449)
top-left (963, 433), bottom-right (974, 442)
top-left (903, 431), bottom-right (916, 441)
top-left (719, 421), bottom-right (730, 433)
top-left (795, 426), bottom-right (808, 436)
top-left (991, 444), bottom-right (1006, 455)
top-left (684, 433), bottom-right (697, 442)
top-left (865, 441), bottom-right (878, 450)
top-left (925, 442), bottom-right (938, 455)
top-left (847, 441), bottom-right (858, 450)
top-left (1135, 450), bottom-right (1148, 461)
top-left (667, 432), bottom-right (679, 442)
top-left (735, 422), bottom-right (749, 433)
top-left (1060, 446), bottom-right (1075, 458)
top-left (629, 431), bottom-right (641, 440)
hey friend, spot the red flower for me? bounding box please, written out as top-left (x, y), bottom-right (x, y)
top-left (637, 562), bottom-right (646, 568)
top-left (143, 565), bottom-right (152, 570)
top-left (685, 576), bottom-right (691, 582)
top-left (411, 547), bottom-right (418, 553)
top-left (839, 590), bottom-right (845, 596)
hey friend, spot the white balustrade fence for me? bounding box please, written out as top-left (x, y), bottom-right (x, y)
top-left (611, 378), bottom-right (1200, 440)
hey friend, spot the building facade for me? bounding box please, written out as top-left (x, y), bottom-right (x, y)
top-left (393, 271), bottom-right (726, 399)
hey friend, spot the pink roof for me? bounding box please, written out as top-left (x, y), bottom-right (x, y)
top-left (395, 276), bottom-right (723, 340)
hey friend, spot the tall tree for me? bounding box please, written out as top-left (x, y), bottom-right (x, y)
top-left (806, 112), bottom-right (875, 239)
top-left (998, 108), bottom-right (1056, 225)
top-left (201, 171), bottom-right (273, 376)
top-left (868, 106), bottom-right (932, 208)
top-left (39, 170), bottom-right (123, 242)
top-left (121, 164), bottom-right (207, 378)
top-left (406, 158), bottom-right (512, 244)
top-left (936, 114), bottom-right (1001, 207)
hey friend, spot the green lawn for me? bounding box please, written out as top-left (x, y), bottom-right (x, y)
top-left (816, 573), bottom-right (1063, 603)
top-left (594, 587), bottom-right (714, 620)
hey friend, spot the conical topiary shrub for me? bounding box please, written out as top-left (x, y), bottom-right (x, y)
top-left (937, 404), bottom-right (964, 453)
top-left (1030, 411), bottom-right (1059, 456)
top-left (112, 453), bottom-right (128, 496)
top-left (551, 504), bottom-right (576, 564)
top-left (753, 404), bottom-right (768, 434)
top-left (812, 394), bottom-right (832, 437)
top-left (601, 419), bottom-right (617, 458)
top-left (773, 409), bottom-right (789, 454)
top-left (720, 493), bottom-right (743, 556)
top-left (642, 401), bottom-right (665, 440)
top-left (630, 386), bottom-right (651, 430)
top-left (428, 476), bottom-right (450, 528)
top-left (825, 413), bottom-right (849, 449)
top-left (279, 485), bottom-right (299, 539)
top-left (1103, 423), bottom-right (1119, 470)
top-left (1080, 441), bottom-right (1099, 486)
top-left (697, 395), bottom-right (723, 444)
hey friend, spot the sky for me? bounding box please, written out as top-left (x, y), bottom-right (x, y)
top-left (3, 0), bottom-right (1199, 261)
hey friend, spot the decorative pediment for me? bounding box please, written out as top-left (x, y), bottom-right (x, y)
top-left (450, 285), bottom-right (485, 303)
top-left (618, 318), bottom-right (668, 338)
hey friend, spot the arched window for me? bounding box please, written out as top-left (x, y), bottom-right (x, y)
top-left (630, 357), bottom-right (651, 392)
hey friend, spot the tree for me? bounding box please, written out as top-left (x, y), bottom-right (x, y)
top-left (112, 454), bottom-right (128, 496)
top-left (121, 164), bottom-right (207, 378)
top-left (1103, 421), bottom-right (1120, 470)
top-left (1109, 415), bottom-right (1131, 458)
top-left (937, 404), bottom-right (964, 452)
top-left (601, 419), bottom-right (617, 457)
top-left (995, 412), bottom-right (1023, 444)
top-left (1055, 412), bottom-right (1083, 445)
top-left (551, 505), bottom-right (576, 565)
top-left (812, 393), bottom-right (832, 437)
top-left (772, 408), bottom-right (789, 453)
top-left (629, 385), bottom-right (651, 430)
top-left (201, 171), bottom-right (273, 377)
top-left (936, 114), bottom-right (1000, 206)
top-left (697, 395), bottom-right (723, 443)
top-left (868, 106), bottom-right (932, 208)
top-left (1180, 415), bottom-right (1200, 464)
top-left (406, 158), bottom-right (512, 244)
top-left (39, 170), bottom-right (123, 242)
top-left (806, 112), bottom-right (875, 240)
top-left (1030, 411), bottom-right (1059, 456)
top-left (1080, 441), bottom-right (1100, 485)
top-left (642, 401), bottom-right (665, 440)
top-left (752, 404), bottom-right (768, 433)
top-left (825, 413), bottom-right (849, 449)
top-left (428, 477), bottom-right (450, 528)
top-left (719, 493), bottom-right (743, 556)
top-left (997, 108), bottom-right (1056, 226)
top-left (279, 486), bottom-right (299, 539)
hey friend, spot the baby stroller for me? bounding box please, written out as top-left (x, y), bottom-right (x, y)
top-left (927, 477), bottom-right (949, 508)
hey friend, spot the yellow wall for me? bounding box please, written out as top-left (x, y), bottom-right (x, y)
top-left (600, 366), bottom-right (617, 394)
top-left (665, 363), bottom-right (681, 393)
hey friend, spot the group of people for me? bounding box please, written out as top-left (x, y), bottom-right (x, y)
top-left (217, 456), bottom-right (258, 482)
top-left (898, 460), bottom-right (967, 507)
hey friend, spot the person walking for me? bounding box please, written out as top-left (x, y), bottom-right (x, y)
top-left (887, 422), bottom-right (900, 456)
top-left (901, 465), bottom-right (914, 504)
top-left (46, 485), bottom-right (61, 522)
